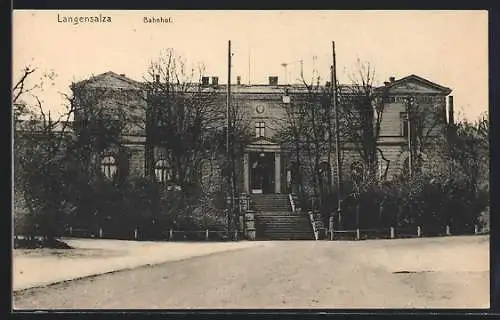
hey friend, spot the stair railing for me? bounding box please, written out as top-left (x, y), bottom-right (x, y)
top-left (289, 193), bottom-right (296, 213)
top-left (308, 210), bottom-right (319, 240)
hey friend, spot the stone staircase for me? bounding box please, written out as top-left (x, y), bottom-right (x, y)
top-left (250, 194), bottom-right (291, 212)
top-left (250, 194), bottom-right (314, 240)
top-left (254, 213), bottom-right (315, 240)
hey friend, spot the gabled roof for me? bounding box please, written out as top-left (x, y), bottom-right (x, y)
top-left (375, 74), bottom-right (452, 95)
top-left (72, 71), bottom-right (143, 90)
top-left (248, 136), bottom-right (280, 145)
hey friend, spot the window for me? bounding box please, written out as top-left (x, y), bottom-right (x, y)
top-left (155, 159), bottom-right (172, 183)
top-left (101, 156), bottom-right (117, 179)
top-left (400, 112), bottom-right (409, 138)
top-left (255, 121), bottom-right (265, 138)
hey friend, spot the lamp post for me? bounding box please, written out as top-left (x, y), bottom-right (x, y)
top-left (226, 40), bottom-right (237, 239)
top-left (226, 40), bottom-right (232, 238)
top-left (406, 96), bottom-right (413, 178)
top-left (406, 96), bottom-right (414, 227)
top-left (331, 41), bottom-right (343, 230)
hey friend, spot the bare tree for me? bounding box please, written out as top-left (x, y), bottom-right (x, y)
top-left (141, 49), bottom-right (252, 233)
top-left (338, 60), bottom-right (388, 183)
top-left (142, 49), bottom-right (227, 189)
top-left (13, 67), bottom-right (75, 244)
top-left (278, 62), bottom-right (336, 212)
top-left (67, 83), bottom-right (135, 182)
top-left (403, 94), bottom-right (446, 177)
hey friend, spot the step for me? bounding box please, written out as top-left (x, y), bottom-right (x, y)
top-left (258, 221), bottom-right (310, 225)
top-left (255, 217), bottom-right (309, 221)
top-left (257, 225), bottom-right (311, 229)
top-left (256, 223), bottom-right (311, 228)
top-left (252, 201), bottom-right (290, 204)
top-left (257, 223), bottom-right (312, 228)
top-left (254, 208), bottom-right (290, 210)
top-left (254, 211), bottom-right (302, 216)
top-left (256, 221), bottom-right (309, 226)
top-left (258, 229), bottom-right (312, 234)
top-left (257, 234), bottom-right (314, 238)
top-left (251, 194), bottom-right (290, 197)
top-left (253, 205), bottom-right (290, 208)
top-left (256, 234), bottom-right (315, 240)
top-left (255, 214), bottom-right (306, 218)
top-left (257, 222), bottom-right (311, 227)
top-left (252, 207), bottom-right (314, 240)
top-left (254, 209), bottom-right (292, 211)
top-left (257, 231), bottom-right (313, 235)
top-left (256, 222), bottom-right (311, 226)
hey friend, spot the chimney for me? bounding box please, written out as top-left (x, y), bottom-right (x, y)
top-left (201, 76), bottom-right (209, 86)
top-left (384, 81), bottom-right (391, 86)
top-left (211, 76), bottom-right (219, 86)
top-left (389, 76), bottom-right (396, 83)
top-left (237, 76), bottom-right (241, 85)
top-left (448, 95), bottom-right (454, 125)
top-left (155, 74), bottom-right (160, 83)
top-left (120, 74), bottom-right (126, 77)
top-left (268, 76), bottom-right (278, 86)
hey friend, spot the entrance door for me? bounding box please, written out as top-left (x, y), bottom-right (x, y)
top-left (250, 152), bottom-right (275, 194)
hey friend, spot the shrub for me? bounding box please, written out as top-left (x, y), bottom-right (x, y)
top-left (332, 172), bottom-right (488, 234)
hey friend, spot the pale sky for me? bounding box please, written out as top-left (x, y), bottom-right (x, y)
top-left (13, 10), bottom-right (488, 121)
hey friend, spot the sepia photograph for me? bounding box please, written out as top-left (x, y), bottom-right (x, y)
top-left (12, 10), bottom-right (489, 310)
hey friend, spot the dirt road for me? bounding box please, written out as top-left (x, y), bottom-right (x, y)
top-left (13, 236), bottom-right (489, 309)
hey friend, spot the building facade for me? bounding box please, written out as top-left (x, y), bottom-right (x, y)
top-left (72, 71), bottom-right (454, 199)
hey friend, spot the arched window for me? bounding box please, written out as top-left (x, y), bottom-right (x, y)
top-left (155, 159), bottom-right (172, 183)
top-left (101, 155), bottom-right (117, 179)
top-left (350, 161), bottom-right (364, 183)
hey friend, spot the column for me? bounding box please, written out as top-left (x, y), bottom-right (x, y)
top-left (243, 152), bottom-right (249, 193)
top-left (275, 152), bottom-right (281, 193)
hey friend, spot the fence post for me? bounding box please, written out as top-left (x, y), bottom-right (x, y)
top-left (446, 225), bottom-right (451, 236)
top-left (390, 227), bottom-right (395, 239)
top-left (417, 226), bottom-right (422, 237)
top-left (205, 229), bottom-right (209, 241)
top-left (356, 228), bottom-right (360, 241)
top-left (169, 229), bottom-right (173, 241)
top-left (329, 215), bottom-right (334, 241)
top-left (99, 227), bottom-right (103, 238)
top-left (134, 228), bottom-right (138, 240)
top-left (234, 229), bottom-right (238, 241)
top-left (474, 224), bottom-right (479, 235)
top-left (69, 226), bottom-right (73, 236)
